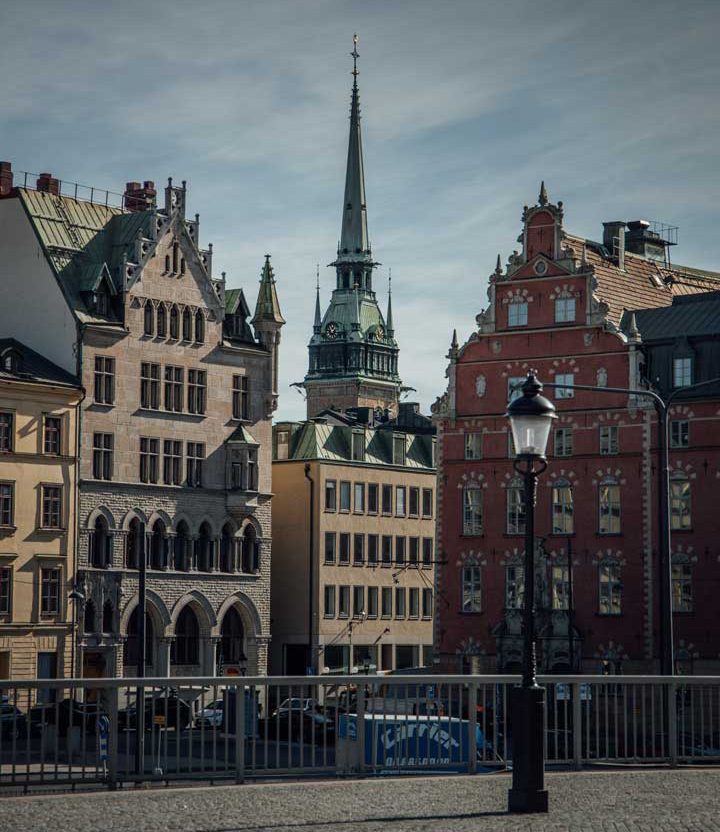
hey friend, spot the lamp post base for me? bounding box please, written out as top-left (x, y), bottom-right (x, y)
top-left (507, 686), bottom-right (548, 814)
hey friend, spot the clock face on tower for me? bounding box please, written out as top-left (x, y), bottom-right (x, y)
top-left (325, 322), bottom-right (339, 340)
top-left (375, 325), bottom-right (385, 340)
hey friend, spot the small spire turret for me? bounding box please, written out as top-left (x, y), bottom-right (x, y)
top-left (313, 264), bottom-right (322, 333)
top-left (495, 253), bottom-right (503, 276)
top-left (386, 269), bottom-right (394, 336)
top-left (539, 180), bottom-right (548, 206)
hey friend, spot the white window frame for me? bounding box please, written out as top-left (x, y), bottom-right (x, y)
top-left (552, 481), bottom-right (574, 534)
top-left (599, 563), bottom-right (622, 615)
top-left (463, 486), bottom-right (482, 535)
top-left (462, 565), bottom-right (482, 613)
top-left (673, 357), bottom-right (692, 388)
top-left (506, 478), bottom-right (525, 534)
top-left (554, 427), bottom-right (573, 457)
top-left (670, 420), bottom-right (689, 449)
top-left (554, 297), bottom-right (575, 323)
top-left (508, 300), bottom-right (528, 327)
top-left (670, 477), bottom-right (691, 530)
top-left (598, 479), bottom-right (621, 534)
top-left (464, 433), bottom-right (482, 460)
top-left (600, 425), bottom-right (618, 455)
top-left (555, 373), bottom-right (575, 399)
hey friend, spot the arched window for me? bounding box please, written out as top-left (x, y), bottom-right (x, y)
top-left (463, 485), bottom-right (482, 536)
top-left (670, 475), bottom-right (691, 530)
top-left (672, 557), bottom-right (693, 612)
top-left (172, 240), bottom-right (179, 274)
top-left (169, 305), bottom-right (179, 339)
top-left (220, 524), bottom-right (234, 573)
top-left (241, 526), bottom-right (259, 573)
top-left (172, 606), bottom-right (199, 666)
top-left (182, 308), bottom-right (192, 341)
top-left (174, 521), bottom-right (190, 571)
top-left (217, 607), bottom-right (245, 668)
top-left (144, 300), bottom-right (154, 336)
top-left (195, 522), bottom-right (213, 572)
top-left (124, 607), bottom-right (154, 669)
top-left (91, 515), bottom-right (112, 568)
top-left (102, 600), bottom-right (114, 635)
top-left (156, 304), bottom-right (166, 338)
top-left (126, 517), bottom-right (144, 570)
top-left (165, 254), bottom-right (171, 272)
top-left (194, 310), bottom-right (204, 344)
top-left (83, 601), bottom-right (96, 634)
top-left (552, 478), bottom-right (574, 534)
top-left (150, 519), bottom-right (167, 570)
top-left (506, 477), bottom-right (525, 534)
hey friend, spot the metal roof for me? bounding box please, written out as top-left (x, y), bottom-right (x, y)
top-left (621, 291), bottom-right (720, 340)
top-left (0, 338), bottom-right (80, 388)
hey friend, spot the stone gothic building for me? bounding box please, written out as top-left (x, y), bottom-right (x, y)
top-left (0, 166), bottom-right (283, 678)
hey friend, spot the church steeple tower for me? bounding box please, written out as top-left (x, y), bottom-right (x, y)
top-left (302, 36), bottom-right (401, 419)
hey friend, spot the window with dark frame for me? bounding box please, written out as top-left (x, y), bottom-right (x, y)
top-left (670, 420), bottom-right (689, 449)
top-left (368, 586), bottom-right (378, 618)
top-left (94, 356), bottom-right (114, 405)
top-left (325, 480), bottom-right (337, 511)
top-left (163, 440), bottom-right (182, 485)
top-left (232, 376), bottom-right (250, 420)
top-left (144, 300), bottom-right (154, 336)
top-left (140, 438), bottom-right (159, 484)
top-left (422, 488), bottom-right (432, 518)
top-left (324, 585), bottom-right (335, 617)
top-left (186, 442), bottom-right (204, 487)
top-left (92, 433), bottom-right (113, 480)
top-left (194, 310), bottom-right (205, 344)
top-left (393, 435), bottom-right (406, 466)
top-left (351, 431), bottom-right (365, 461)
top-left (354, 482), bottom-right (365, 513)
top-left (140, 363), bottom-right (160, 410)
top-left (353, 586), bottom-right (365, 617)
top-left (409, 487), bottom-right (419, 517)
top-left (339, 481), bottom-right (351, 512)
top-left (156, 304), bottom-right (167, 338)
top-left (368, 483), bottom-right (378, 514)
top-left (368, 534), bottom-right (378, 565)
top-left (182, 308), bottom-right (192, 341)
top-left (324, 532), bottom-right (336, 563)
top-left (43, 417), bottom-right (62, 455)
top-left (395, 587), bottom-right (406, 618)
top-left (409, 587), bottom-right (419, 618)
top-left (164, 366), bottom-right (184, 412)
top-left (422, 587), bottom-right (433, 618)
top-left (41, 485), bottom-right (62, 528)
top-left (381, 587), bottom-right (392, 618)
top-left (381, 484), bottom-right (392, 515)
top-left (41, 568), bottom-right (60, 615)
top-left (0, 413), bottom-right (13, 452)
top-left (0, 483), bottom-right (13, 526)
top-left (600, 425), bottom-right (619, 455)
top-left (0, 566), bottom-right (11, 615)
top-left (339, 533), bottom-right (350, 564)
top-left (353, 533), bottom-right (364, 564)
top-left (169, 306), bottom-right (179, 339)
top-left (381, 535), bottom-right (392, 566)
top-left (409, 537), bottom-right (419, 566)
top-left (338, 586), bottom-right (350, 618)
top-left (188, 369), bottom-right (207, 415)
top-left (422, 537), bottom-right (433, 568)
top-left (395, 536), bottom-right (406, 565)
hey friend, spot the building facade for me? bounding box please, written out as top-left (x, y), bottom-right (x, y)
top-left (271, 404), bottom-right (436, 675)
top-left (0, 340), bottom-right (82, 684)
top-left (0, 167), bottom-right (283, 678)
top-left (432, 184), bottom-right (720, 675)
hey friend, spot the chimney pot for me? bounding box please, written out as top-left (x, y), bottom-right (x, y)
top-left (0, 161), bottom-right (13, 197)
top-left (36, 173), bottom-right (59, 195)
top-left (124, 179), bottom-right (157, 212)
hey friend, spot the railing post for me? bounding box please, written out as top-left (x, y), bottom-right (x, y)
top-left (356, 680), bottom-right (366, 776)
top-left (572, 682), bottom-right (583, 771)
top-left (668, 680), bottom-right (678, 767)
top-left (106, 684), bottom-right (119, 790)
top-left (235, 682), bottom-right (246, 784)
top-left (468, 682), bottom-right (477, 774)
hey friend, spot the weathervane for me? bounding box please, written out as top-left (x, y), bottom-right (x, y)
top-left (351, 33), bottom-right (359, 77)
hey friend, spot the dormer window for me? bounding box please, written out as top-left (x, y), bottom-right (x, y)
top-left (2, 351), bottom-right (21, 373)
top-left (673, 357), bottom-right (692, 388)
top-left (508, 300), bottom-right (528, 327)
top-left (95, 291), bottom-right (108, 317)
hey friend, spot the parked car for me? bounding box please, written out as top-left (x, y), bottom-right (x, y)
top-left (118, 690), bottom-right (191, 731)
top-left (271, 698), bottom-right (318, 718)
top-left (0, 700), bottom-right (27, 741)
top-left (194, 699), bottom-right (224, 729)
top-left (28, 698), bottom-right (100, 737)
top-left (266, 707), bottom-right (335, 745)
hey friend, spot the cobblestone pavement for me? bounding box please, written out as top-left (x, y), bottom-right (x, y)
top-left (1, 769), bottom-right (719, 832)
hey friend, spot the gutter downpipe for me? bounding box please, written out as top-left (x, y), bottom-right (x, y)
top-left (304, 464), bottom-right (314, 676)
top-left (73, 323), bottom-right (87, 681)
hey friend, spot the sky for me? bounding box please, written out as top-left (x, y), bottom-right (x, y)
top-left (3, 0), bottom-right (719, 421)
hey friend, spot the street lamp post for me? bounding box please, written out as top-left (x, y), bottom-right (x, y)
top-left (68, 588), bottom-right (85, 680)
top-left (506, 372), bottom-right (556, 815)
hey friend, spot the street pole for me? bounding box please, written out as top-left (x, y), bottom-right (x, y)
top-left (567, 537), bottom-right (574, 672)
top-left (135, 525), bottom-right (147, 776)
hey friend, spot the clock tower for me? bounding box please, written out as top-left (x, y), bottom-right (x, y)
top-left (303, 36), bottom-right (401, 419)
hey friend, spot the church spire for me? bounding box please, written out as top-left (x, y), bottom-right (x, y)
top-left (313, 264), bottom-right (321, 333)
top-left (339, 34), bottom-right (369, 258)
top-left (252, 254), bottom-right (285, 325)
top-left (386, 269), bottom-right (394, 336)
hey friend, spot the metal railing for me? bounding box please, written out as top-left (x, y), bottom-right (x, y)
top-left (1, 675), bottom-right (718, 792)
top-left (13, 170), bottom-right (126, 209)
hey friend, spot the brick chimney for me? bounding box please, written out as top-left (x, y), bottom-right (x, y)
top-left (603, 221), bottom-right (625, 270)
top-left (36, 172), bottom-right (59, 195)
top-left (0, 162), bottom-right (13, 197)
top-left (124, 180), bottom-right (156, 212)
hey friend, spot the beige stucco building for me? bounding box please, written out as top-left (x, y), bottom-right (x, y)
top-left (271, 405), bottom-right (436, 675)
top-left (0, 340), bottom-right (82, 683)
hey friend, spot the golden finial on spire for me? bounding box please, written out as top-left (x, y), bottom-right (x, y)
top-left (351, 33), bottom-right (359, 77)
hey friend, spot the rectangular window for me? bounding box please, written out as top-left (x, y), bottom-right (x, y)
top-left (0, 483), bottom-right (14, 526)
top-left (353, 533), bottom-right (365, 564)
top-left (552, 484), bottom-right (574, 534)
top-left (422, 488), bottom-right (433, 518)
top-left (92, 433), bottom-right (114, 480)
top-left (351, 431), bottom-right (365, 461)
top-left (422, 587), bottom-right (433, 618)
top-left (43, 416), bottom-right (62, 455)
top-left (381, 587), bottom-right (392, 618)
top-left (599, 563), bottom-right (622, 615)
top-left (395, 536), bottom-right (406, 565)
top-left (232, 375), bottom-right (250, 420)
top-left (324, 532), bottom-right (336, 563)
top-left (393, 435), bottom-right (406, 466)
top-left (464, 433), bottom-right (482, 459)
top-left (670, 420), bottom-right (689, 449)
top-left (0, 566), bottom-right (11, 614)
top-left (164, 366), bottom-right (184, 412)
top-left (506, 566), bottom-right (525, 609)
top-left (354, 482), bottom-right (365, 513)
top-left (555, 373), bottom-right (575, 399)
top-left (381, 484), bottom-right (392, 515)
top-left (0, 412), bottom-right (13, 452)
top-left (188, 369), bottom-right (207, 415)
top-left (600, 425), bottom-right (618, 455)
top-left (599, 483), bottom-right (621, 534)
top-left (551, 565), bottom-right (570, 610)
top-left (339, 481), bottom-right (351, 512)
top-left (140, 362), bottom-right (160, 409)
top-left (409, 588), bottom-right (419, 619)
top-left (41, 485), bottom-right (62, 528)
top-left (368, 534), bottom-right (378, 565)
top-left (368, 483), bottom-right (378, 514)
top-left (395, 486), bottom-right (406, 517)
top-left (324, 585), bottom-right (335, 618)
top-left (94, 356), bottom-right (115, 405)
top-left (409, 537), bottom-right (419, 567)
top-left (139, 438), bottom-right (159, 484)
top-left (554, 428), bottom-right (573, 457)
top-left (353, 586), bottom-right (365, 617)
top-left (186, 441), bottom-right (204, 487)
top-left (672, 563), bottom-right (693, 612)
top-left (422, 537), bottom-right (433, 568)
top-left (673, 357), bottom-right (692, 388)
top-left (506, 483), bottom-right (525, 534)
top-left (368, 586), bottom-right (378, 618)
top-left (670, 479), bottom-right (691, 530)
top-left (338, 586), bottom-right (350, 618)
top-left (381, 535), bottom-right (392, 566)
top-left (163, 440), bottom-right (182, 485)
top-left (555, 297), bottom-right (575, 322)
top-left (409, 487), bottom-right (419, 517)
top-left (508, 301), bottom-right (528, 327)
top-left (41, 568), bottom-right (60, 615)
top-left (508, 377), bottom-right (525, 403)
top-left (463, 487), bottom-right (482, 535)
top-left (339, 533), bottom-right (350, 564)
top-left (462, 565), bottom-right (482, 612)
top-left (395, 588), bottom-right (406, 618)
top-left (325, 480), bottom-right (337, 511)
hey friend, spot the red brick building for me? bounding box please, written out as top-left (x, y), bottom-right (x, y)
top-left (432, 184), bottom-right (720, 675)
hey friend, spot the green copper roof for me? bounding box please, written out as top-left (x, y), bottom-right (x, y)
top-left (252, 255), bottom-right (285, 325)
